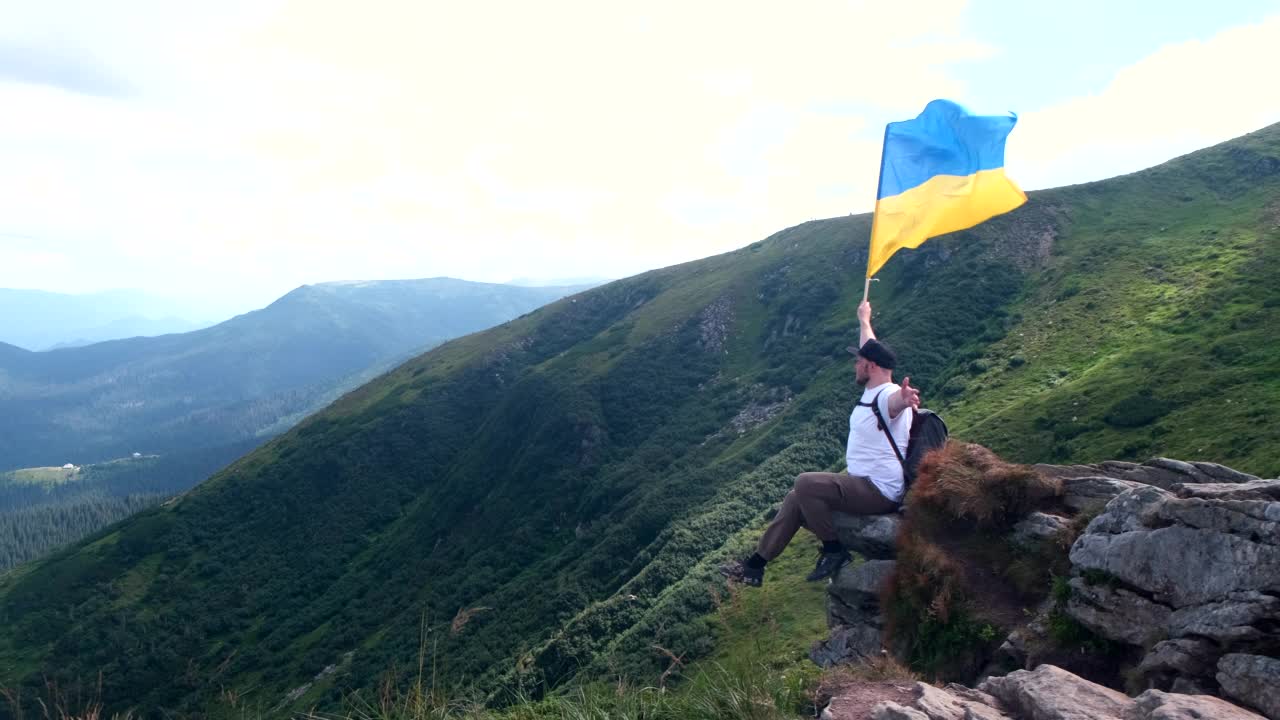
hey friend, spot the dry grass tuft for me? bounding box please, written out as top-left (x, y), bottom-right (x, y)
top-left (910, 441), bottom-right (1061, 529)
top-left (820, 655), bottom-right (920, 685)
top-left (885, 535), bottom-right (967, 624)
top-left (450, 607), bottom-right (492, 635)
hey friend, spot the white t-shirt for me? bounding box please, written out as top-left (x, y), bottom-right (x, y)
top-left (846, 382), bottom-right (913, 503)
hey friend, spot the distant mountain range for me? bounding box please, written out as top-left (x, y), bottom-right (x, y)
top-left (0, 288), bottom-right (213, 351)
top-left (0, 278), bottom-right (591, 472)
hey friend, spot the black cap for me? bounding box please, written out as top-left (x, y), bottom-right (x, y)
top-left (845, 338), bottom-right (897, 369)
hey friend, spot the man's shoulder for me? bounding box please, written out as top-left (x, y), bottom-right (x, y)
top-left (868, 382), bottom-right (900, 401)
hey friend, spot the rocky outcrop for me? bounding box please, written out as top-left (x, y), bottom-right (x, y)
top-left (834, 512), bottom-right (901, 560)
top-left (813, 513), bottom-right (903, 666)
top-left (1132, 689), bottom-right (1269, 720)
top-left (1010, 512), bottom-right (1070, 545)
top-left (1218, 654), bottom-right (1280, 719)
top-left (829, 665), bottom-right (1268, 720)
top-left (812, 559), bottom-right (895, 667)
top-left (815, 454), bottom-right (1278, 714)
top-left (1036, 458), bottom-right (1261, 490)
top-left (1064, 477), bottom-right (1280, 696)
top-left (1065, 578), bottom-right (1171, 647)
top-left (981, 664), bottom-right (1132, 720)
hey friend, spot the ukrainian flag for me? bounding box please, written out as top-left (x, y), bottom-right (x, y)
top-left (867, 99), bottom-right (1026, 278)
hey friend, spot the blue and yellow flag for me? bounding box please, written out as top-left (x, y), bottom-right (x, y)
top-left (867, 99), bottom-right (1026, 278)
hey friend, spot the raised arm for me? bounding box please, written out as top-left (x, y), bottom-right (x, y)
top-left (858, 300), bottom-right (876, 347)
top-left (886, 377), bottom-right (921, 419)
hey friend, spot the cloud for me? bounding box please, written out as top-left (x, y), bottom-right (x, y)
top-left (1010, 13), bottom-right (1280, 189)
top-left (3, 1), bottom-right (1275, 310)
top-left (0, 0), bottom-right (993, 303)
top-left (0, 44), bottom-right (132, 97)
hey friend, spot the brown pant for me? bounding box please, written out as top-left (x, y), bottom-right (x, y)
top-left (756, 472), bottom-right (897, 561)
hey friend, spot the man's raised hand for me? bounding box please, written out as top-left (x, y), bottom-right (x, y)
top-left (900, 377), bottom-right (921, 410)
top-left (855, 297), bottom-right (875, 322)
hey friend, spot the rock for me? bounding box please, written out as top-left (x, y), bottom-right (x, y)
top-left (834, 512), bottom-right (901, 559)
top-left (1011, 512), bottom-right (1071, 545)
top-left (1070, 525), bottom-right (1280, 608)
top-left (1066, 577), bottom-right (1172, 646)
top-left (1080, 485), bottom-right (1170, 534)
top-left (1060, 477), bottom-right (1149, 513)
top-left (1135, 638), bottom-right (1219, 688)
top-left (1141, 458), bottom-right (1260, 488)
top-left (914, 682), bottom-right (970, 720)
top-left (1217, 654), bottom-right (1280, 720)
top-left (979, 664), bottom-right (1133, 720)
top-left (1064, 472), bottom-right (1280, 701)
top-left (1168, 677), bottom-right (1211, 696)
top-left (1167, 592), bottom-right (1280, 644)
top-left (1035, 462), bottom-right (1141, 481)
top-left (1038, 458), bottom-right (1259, 490)
top-left (998, 628), bottom-right (1033, 670)
top-left (828, 560), bottom-right (894, 627)
top-left (914, 682), bottom-right (1010, 720)
top-left (1157, 497), bottom-right (1280, 541)
top-left (1141, 456), bottom-right (1259, 484)
top-left (995, 599), bottom-right (1056, 671)
top-left (870, 702), bottom-right (931, 720)
top-left (944, 684), bottom-right (1004, 709)
top-left (819, 560), bottom-right (894, 667)
top-left (964, 706), bottom-right (1013, 720)
top-left (1130, 689), bottom-right (1267, 719)
top-left (810, 623), bottom-right (883, 668)
top-left (1172, 479), bottom-right (1280, 502)
top-left (830, 560), bottom-right (895, 605)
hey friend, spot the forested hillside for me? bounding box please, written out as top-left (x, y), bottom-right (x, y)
top-left (0, 124), bottom-right (1275, 718)
top-left (0, 447), bottom-right (258, 571)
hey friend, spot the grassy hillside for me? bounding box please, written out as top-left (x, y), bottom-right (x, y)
top-left (0, 124), bottom-right (1276, 718)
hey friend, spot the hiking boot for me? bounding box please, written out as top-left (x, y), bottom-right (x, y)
top-left (719, 559), bottom-right (764, 587)
top-left (806, 550), bottom-right (851, 582)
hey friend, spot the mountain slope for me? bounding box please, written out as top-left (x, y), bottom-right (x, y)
top-left (0, 279), bottom-right (587, 471)
top-left (0, 125), bottom-right (1276, 717)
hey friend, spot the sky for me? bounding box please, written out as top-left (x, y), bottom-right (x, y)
top-left (1, 0), bottom-right (1278, 319)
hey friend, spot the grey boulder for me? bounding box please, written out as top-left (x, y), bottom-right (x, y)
top-left (1217, 654), bottom-right (1280, 720)
top-left (979, 664), bottom-right (1133, 720)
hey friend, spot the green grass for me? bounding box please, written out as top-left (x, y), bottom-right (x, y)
top-left (1, 467), bottom-right (80, 488)
top-left (941, 180), bottom-right (1280, 476)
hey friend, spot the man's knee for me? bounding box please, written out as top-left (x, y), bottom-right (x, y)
top-left (793, 472), bottom-right (824, 496)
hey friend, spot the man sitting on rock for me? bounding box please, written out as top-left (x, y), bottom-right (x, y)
top-left (722, 300), bottom-right (920, 587)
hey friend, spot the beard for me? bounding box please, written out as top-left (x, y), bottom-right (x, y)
top-left (855, 372), bottom-right (869, 386)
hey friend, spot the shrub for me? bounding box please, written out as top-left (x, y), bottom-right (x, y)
top-left (1103, 393), bottom-right (1173, 428)
top-left (941, 376), bottom-right (968, 397)
top-left (909, 442), bottom-right (1062, 530)
top-left (884, 442), bottom-right (1070, 682)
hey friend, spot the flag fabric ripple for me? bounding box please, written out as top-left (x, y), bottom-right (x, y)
top-left (866, 99), bottom-right (1026, 278)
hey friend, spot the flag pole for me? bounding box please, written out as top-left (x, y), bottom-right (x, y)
top-left (863, 121), bottom-right (891, 305)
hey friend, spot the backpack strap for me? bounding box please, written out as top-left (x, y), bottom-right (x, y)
top-left (866, 389), bottom-right (907, 469)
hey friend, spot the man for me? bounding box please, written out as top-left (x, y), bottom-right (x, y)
top-left (722, 300), bottom-right (920, 587)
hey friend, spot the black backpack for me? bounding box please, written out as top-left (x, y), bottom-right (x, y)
top-left (866, 388), bottom-right (949, 493)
